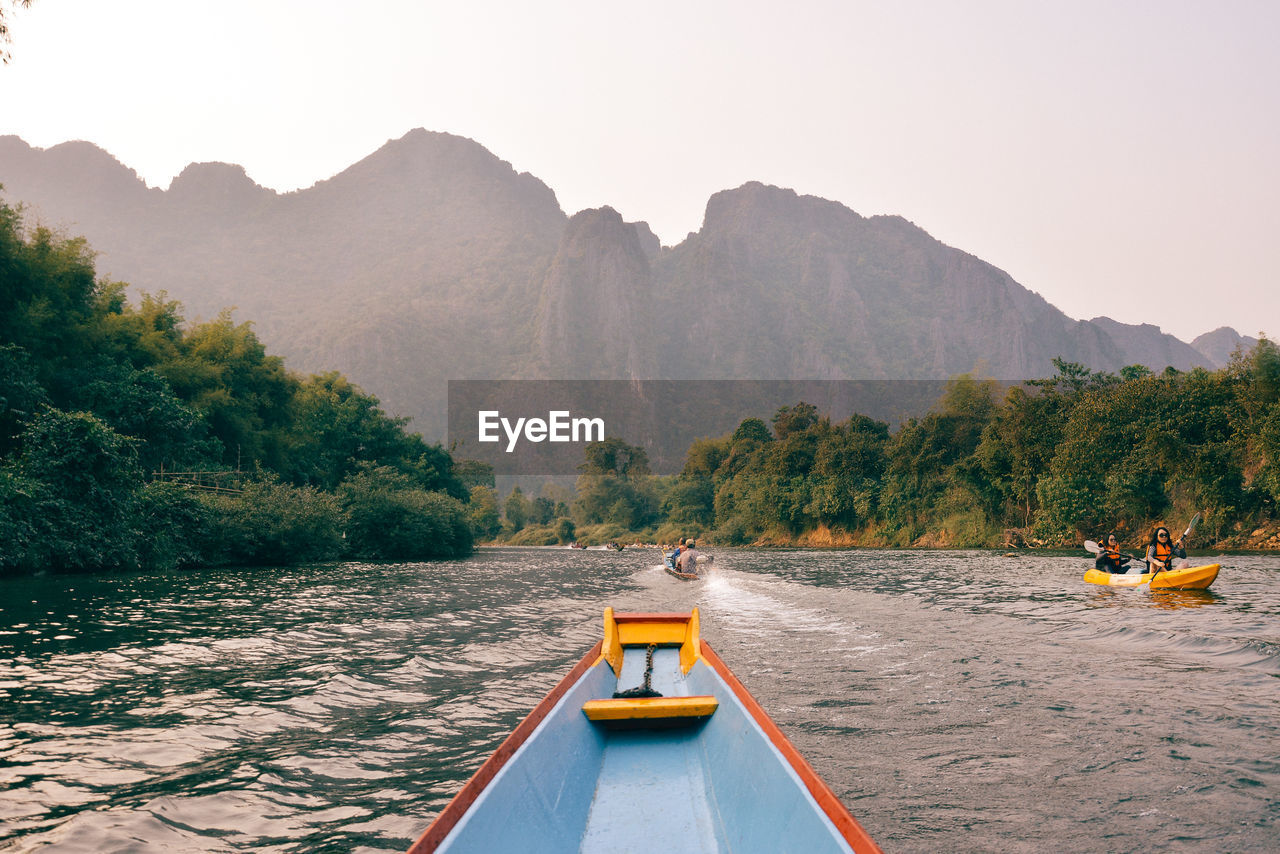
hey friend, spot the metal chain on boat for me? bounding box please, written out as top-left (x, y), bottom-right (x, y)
top-left (613, 643), bottom-right (663, 699)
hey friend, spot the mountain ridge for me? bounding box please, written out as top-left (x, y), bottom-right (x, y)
top-left (0, 130), bottom-right (1240, 437)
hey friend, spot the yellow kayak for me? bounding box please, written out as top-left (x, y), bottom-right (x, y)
top-left (1083, 563), bottom-right (1220, 590)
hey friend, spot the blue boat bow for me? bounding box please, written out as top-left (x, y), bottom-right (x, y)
top-left (409, 608), bottom-right (881, 853)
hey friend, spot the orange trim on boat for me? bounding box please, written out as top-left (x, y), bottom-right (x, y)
top-left (406, 640), bottom-right (604, 854)
top-left (699, 641), bottom-right (884, 854)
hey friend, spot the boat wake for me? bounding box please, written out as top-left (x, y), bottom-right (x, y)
top-left (698, 569), bottom-right (894, 663)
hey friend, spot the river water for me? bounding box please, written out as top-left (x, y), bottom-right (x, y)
top-left (1, 548), bottom-right (1277, 853)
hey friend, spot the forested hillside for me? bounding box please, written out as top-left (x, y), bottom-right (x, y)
top-left (499, 354), bottom-right (1280, 551)
top-left (665, 353), bottom-right (1280, 549)
top-left (0, 199), bottom-right (474, 575)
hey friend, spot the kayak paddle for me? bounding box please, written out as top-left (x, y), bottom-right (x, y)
top-left (1178, 513), bottom-right (1202, 545)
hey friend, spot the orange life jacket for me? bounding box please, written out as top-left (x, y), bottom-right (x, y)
top-left (1103, 545), bottom-right (1123, 562)
top-left (1153, 540), bottom-right (1174, 563)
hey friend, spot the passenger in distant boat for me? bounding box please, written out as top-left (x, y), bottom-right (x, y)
top-left (1145, 526), bottom-right (1187, 573)
top-left (676, 541), bottom-right (700, 574)
top-left (1094, 534), bottom-right (1131, 573)
top-left (669, 537), bottom-right (686, 566)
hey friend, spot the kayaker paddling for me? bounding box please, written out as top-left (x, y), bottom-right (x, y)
top-left (1082, 515), bottom-right (1215, 589)
top-left (1093, 533), bottom-right (1132, 573)
top-left (1146, 525), bottom-right (1188, 575)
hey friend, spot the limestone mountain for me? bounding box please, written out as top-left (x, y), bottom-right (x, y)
top-left (0, 131), bottom-right (1235, 439)
top-left (1191, 327), bottom-right (1260, 368)
top-left (533, 207), bottom-right (658, 379)
top-left (1086, 316), bottom-right (1213, 378)
top-left (1, 130), bottom-right (567, 435)
top-left (656, 182), bottom-right (1136, 380)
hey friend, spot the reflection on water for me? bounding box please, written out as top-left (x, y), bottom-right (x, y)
top-left (1086, 587), bottom-right (1222, 611)
top-left (1146, 588), bottom-right (1221, 610)
top-left (1, 549), bottom-right (1278, 852)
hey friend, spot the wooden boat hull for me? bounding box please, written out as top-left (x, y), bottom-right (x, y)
top-left (409, 609), bottom-right (880, 853)
top-left (664, 557), bottom-right (700, 581)
top-left (1083, 563), bottom-right (1220, 590)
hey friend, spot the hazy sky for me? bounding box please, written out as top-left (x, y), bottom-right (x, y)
top-left (1, 0), bottom-right (1276, 342)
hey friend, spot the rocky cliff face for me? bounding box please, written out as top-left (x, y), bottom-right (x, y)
top-left (535, 207), bottom-right (657, 379)
top-left (0, 133), bottom-right (1239, 436)
top-left (651, 182), bottom-right (1210, 380)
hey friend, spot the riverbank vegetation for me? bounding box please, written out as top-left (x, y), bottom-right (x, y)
top-left (492, 350), bottom-right (1280, 552)
top-left (0, 199), bottom-right (472, 575)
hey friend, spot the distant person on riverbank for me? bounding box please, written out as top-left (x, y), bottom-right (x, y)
top-left (1145, 526), bottom-right (1188, 573)
top-left (676, 541), bottom-right (701, 574)
top-left (1094, 533), bottom-right (1132, 573)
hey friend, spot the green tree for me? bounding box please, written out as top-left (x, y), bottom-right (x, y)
top-left (338, 466), bottom-right (472, 559)
top-left (529, 495), bottom-right (556, 526)
top-left (284, 371), bottom-right (464, 495)
top-left (807, 414), bottom-right (890, 529)
top-left (131, 481), bottom-right (213, 571)
top-left (504, 486), bottom-right (529, 531)
top-left (555, 517), bottom-right (576, 544)
top-left (0, 466), bottom-right (40, 572)
top-left (973, 385), bottom-right (1068, 528)
top-left (468, 485), bottom-right (501, 539)
top-left (161, 311), bottom-right (298, 472)
top-left (662, 435), bottom-right (730, 528)
top-left (1034, 375), bottom-right (1175, 541)
top-left (1120, 364), bottom-right (1154, 382)
top-left (732, 417), bottom-right (772, 444)
top-left (574, 438), bottom-right (659, 529)
top-left (1029, 358), bottom-right (1117, 397)
top-left (0, 203), bottom-right (100, 396)
top-left (772, 402), bottom-right (819, 439)
top-left (68, 360), bottom-right (215, 473)
top-left (579, 436), bottom-right (650, 479)
top-left (682, 436), bottom-right (730, 479)
top-left (0, 344), bottom-right (48, 455)
top-left (1256, 401), bottom-right (1280, 504)
top-left (1243, 337), bottom-right (1280, 412)
top-left (8, 408), bottom-right (140, 572)
top-left (93, 289), bottom-right (187, 370)
top-left (715, 417), bottom-right (773, 487)
top-left (878, 376), bottom-right (999, 540)
top-left (454, 459), bottom-right (496, 491)
top-left (0, 196), bottom-right (478, 573)
top-left (662, 476), bottom-right (717, 528)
